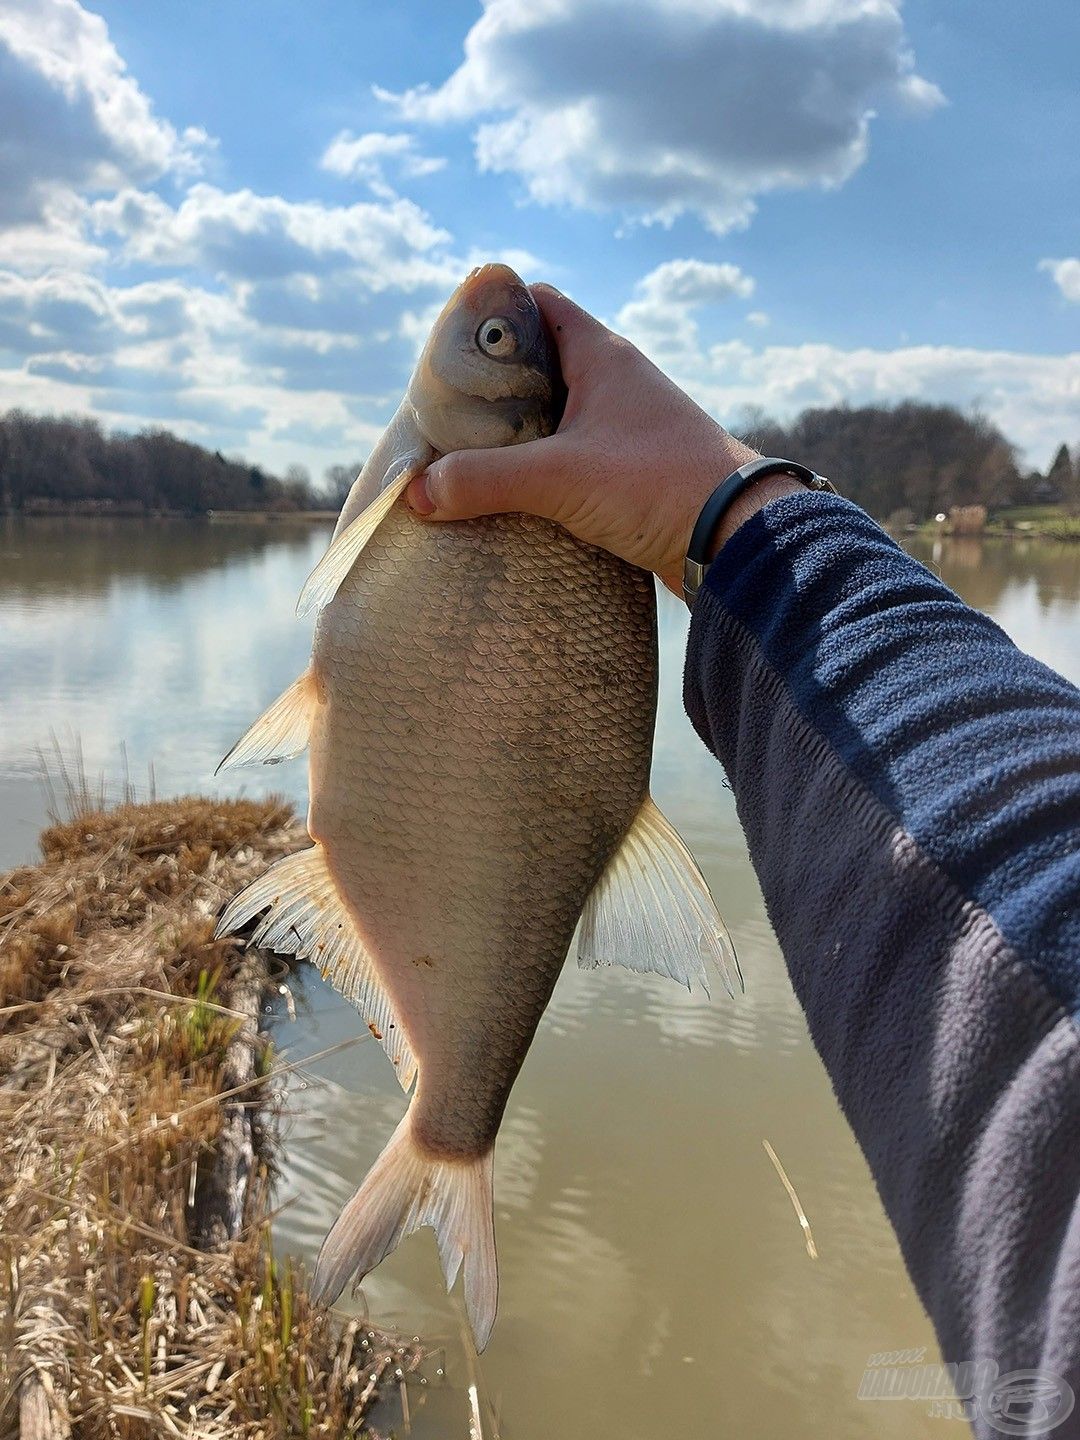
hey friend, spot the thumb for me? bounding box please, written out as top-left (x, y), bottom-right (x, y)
top-left (406, 439), bottom-right (566, 523)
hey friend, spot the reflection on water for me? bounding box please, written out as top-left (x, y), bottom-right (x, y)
top-left (3, 520), bottom-right (1078, 1439)
top-left (907, 534), bottom-right (1080, 687)
top-left (0, 514), bottom-right (317, 599)
top-left (0, 515), bottom-right (326, 868)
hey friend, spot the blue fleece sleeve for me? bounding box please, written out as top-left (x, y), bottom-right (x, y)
top-left (683, 493), bottom-right (1080, 1436)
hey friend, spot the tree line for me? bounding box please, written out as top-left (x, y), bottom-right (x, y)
top-left (1, 402), bottom-right (1076, 522)
top-left (0, 410), bottom-right (319, 515)
top-left (739, 402), bottom-right (1079, 523)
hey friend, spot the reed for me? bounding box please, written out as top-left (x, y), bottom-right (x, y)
top-left (0, 792), bottom-right (417, 1438)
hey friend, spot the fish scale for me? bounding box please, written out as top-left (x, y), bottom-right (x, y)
top-left (310, 507), bottom-right (657, 1158)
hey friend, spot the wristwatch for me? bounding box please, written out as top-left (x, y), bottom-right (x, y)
top-left (682, 457), bottom-right (836, 607)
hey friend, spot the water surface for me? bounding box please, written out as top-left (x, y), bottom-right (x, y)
top-left (2, 516), bottom-right (1077, 1438)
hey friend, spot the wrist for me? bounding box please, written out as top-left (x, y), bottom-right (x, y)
top-left (708, 473), bottom-right (806, 557)
top-left (680, 454), bottom-right (836, 605)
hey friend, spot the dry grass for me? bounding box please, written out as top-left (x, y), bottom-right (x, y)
top-left (0, 793), bottom-right (417, 1439)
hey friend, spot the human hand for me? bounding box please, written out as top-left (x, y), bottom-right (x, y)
top-left (405, 284), bottom-right (790, 596)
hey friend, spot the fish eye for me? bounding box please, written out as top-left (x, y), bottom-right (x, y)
top-left (476, 316), bottom-right (519, 359)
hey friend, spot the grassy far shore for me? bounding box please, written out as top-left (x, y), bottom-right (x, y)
top-left (980, 505), bottom-right (1080, 541)
top-left (0, 792), bottom-right (420, 1438)
top-left (3, 502), bottom-right (340, 522)
top-left (9, 501), bottom-right (1080, 541)
top-left (905, 505), bottom-right (1080, 542)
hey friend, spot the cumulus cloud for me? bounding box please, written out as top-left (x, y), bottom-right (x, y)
top-left (608, 260), bottom-right (1078, 464)
top-left (90, 184), bottom-right (452, 284)
top-left (0, 271), bottom-right (230, 364)
top-left (380, 0), bottom-right (943, 233)
top-left (1040, 258), bottom-right (1080, 303)
top-left (707, 341), bottom-right (1078, 456)
top-left (616, 259), bottom-right (755, 363)
top-left (0, 172), bottom-right (463, 469)
top-left (0, 0), bottom-right (208, 224)
top-left (629, 259), bottom-right (754, 308)
top-left (320, 130), bottom-right (446, 196)
top-left (79, 179), bottom-right (486, 416)
top-left (0, 0), bottom-right (1064, 484)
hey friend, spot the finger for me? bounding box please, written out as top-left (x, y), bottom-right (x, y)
top-left (529, 283), bottom-right (613, 388)
top-left (406, 438), bottom-right (568, 524)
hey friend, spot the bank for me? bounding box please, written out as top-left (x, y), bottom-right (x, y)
top-left (0, 793), bottom-right (417, 1437)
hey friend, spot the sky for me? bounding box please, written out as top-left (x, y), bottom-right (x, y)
top-left (0, 0), bottom-right (1077, 482)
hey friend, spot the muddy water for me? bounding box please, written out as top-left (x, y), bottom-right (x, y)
top-left (2, 516), bottom-right (1077, 1438)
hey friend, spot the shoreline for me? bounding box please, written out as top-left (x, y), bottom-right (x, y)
top-left (5, 507), bottom-right (1076, 539)
top-left (0, 794), bottom-right (418, 1437)
top-left (2, 508), bottom-right (339, 523)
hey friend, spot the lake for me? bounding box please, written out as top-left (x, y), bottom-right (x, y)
top-left (2, 515), bottom-right (1078, 1438)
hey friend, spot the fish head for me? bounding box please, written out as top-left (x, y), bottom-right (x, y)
top-left (408, 264), bottom-right (564, 456)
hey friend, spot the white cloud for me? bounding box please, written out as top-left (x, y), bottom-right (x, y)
top-left (0, 3), bottom-right (532, 474)
top-left (380, 0), bottom-right (943, 234)
top-left (701, 338), bottom-right (1078, 467)
top-left (616, 258), bottom-right (754, 363)
top-left (611, 264), bottom-right (1078, 464)
top-left (746, 311), bottom-right (770, 328)
top-left (630, 259), bottom-right (754, 307)
top-left (320, 130), bottom-right (446, 196)
top-left (0, 0), bottom-right (1064, 488)
top-left (1040, 257), bottom-right (1080, 304)
top-left (90, 184), bottom-right (452, 284)
top-left (0, 0), bottom-right (208, 224)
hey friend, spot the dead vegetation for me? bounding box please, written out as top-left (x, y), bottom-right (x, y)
top-left (0, 793), bottom-right (417, 1438)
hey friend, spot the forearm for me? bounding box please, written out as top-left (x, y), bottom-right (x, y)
top-left (684, 493), bottom-right (1080, 1419)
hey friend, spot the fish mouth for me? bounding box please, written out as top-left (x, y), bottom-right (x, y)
top-left (459, 263), bottom-right (535, 323)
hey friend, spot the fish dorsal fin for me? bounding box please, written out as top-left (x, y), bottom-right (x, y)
top-left (296, 453), bottom-right (430, 618)
top-left (215, 845), bottom-right (417, 1091)
top-left (577, 795), bottom-right (742, 998)
top-left (215, 669), bottom-right (319, 775)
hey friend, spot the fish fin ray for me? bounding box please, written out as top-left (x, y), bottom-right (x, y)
top-left (296, 452), bottom-right (429, 617)
top-left (577, 795), bottom-right (742, 998)
top-left (214, 669), bottom-right (318, 774)
top-left (312, 1113), bottom-right (497, 1352)
top-left (215, 845), bottom-right (417, 1091)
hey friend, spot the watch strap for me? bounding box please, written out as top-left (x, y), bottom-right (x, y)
top-left (682, 457), bottom-right (836, 606)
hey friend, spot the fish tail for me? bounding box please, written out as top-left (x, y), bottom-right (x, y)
top-left (311, 1110), bottom-right (498, 1352)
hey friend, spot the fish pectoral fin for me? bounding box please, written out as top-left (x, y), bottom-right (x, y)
top-left (214, 668), bottom-right (319, 774)
top-left (577, 795), bottom-right (742, 999)
top-left (312, 1113), bottom-right (498, 1353)
top-left (296, 449), bottom-right (433, 617)
top-left (215, 844), bottom-right (418, 1092)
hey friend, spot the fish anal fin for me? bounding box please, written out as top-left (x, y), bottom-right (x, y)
top-left (577, 795), bottom-right (741, 998)
top-left (215, 669), bottom-right (319, 775)
top-left (296, 449), bottom-right (432, 617)
top-left (215, 844), bottom-right (417, 1091)
top-left (311, 1113), bottom-right (498, 1352)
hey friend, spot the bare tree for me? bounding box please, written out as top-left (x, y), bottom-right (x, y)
top-left (1047, 444), bottom-right (1076, 511)
top-left (323, 461), bottom-right (365, 509)
top-left (0, 408), bottom-right (298, 513)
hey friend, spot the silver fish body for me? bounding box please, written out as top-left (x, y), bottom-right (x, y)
top-left (310, 505), bottom-right (657, 1157)
top-left (215, 265), bottom-right (736, 1349)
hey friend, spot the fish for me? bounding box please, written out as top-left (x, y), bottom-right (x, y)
top-left (214, 263), bottom-right (738, 1351)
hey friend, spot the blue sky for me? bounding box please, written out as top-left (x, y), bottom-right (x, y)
top-left (1, 0), bottom-right (1077, 478)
